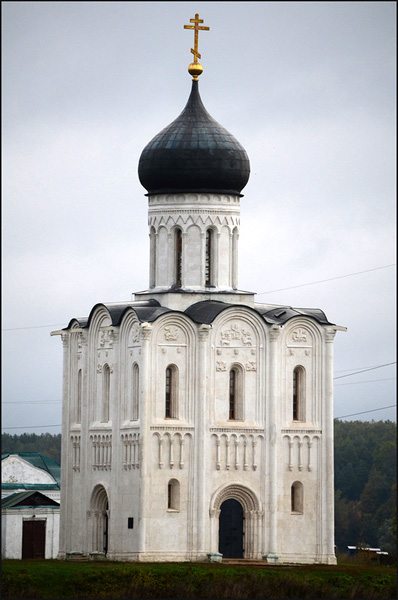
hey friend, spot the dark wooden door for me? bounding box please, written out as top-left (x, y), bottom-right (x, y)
top-left (219, 499), bottom-right (244, 558)
top-left (103, 511), bottom-right (109, 554)
top-left (22, 520), bottom-right (46, 559)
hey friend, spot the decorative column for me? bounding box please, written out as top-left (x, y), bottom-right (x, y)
top-left (158, 437), bottom-right (164, 469)
top-left (288, 439), bottom-right (293, 471)
top-left (232, 228), bottom-right (239, 290)
top-left (170, 435), bottom-right (174, 469)
top-left (266, 324), bottom-right (280, 563)
top-left (298, 440), bottom-right (303, 471)
top-left (323, 327), bottom-right (337, 563)
top-left (243, 438), bottom-right (248, 471)
top-left (209, 508), bottom-right (221, 553)
top-left (181, 230), bottom-right (188, 288)
top-left (216, 437), bottom-right (221, 470)
top-left (58, 333), bottom-right (70, 558)
top-left (214, 231), bottom-right (220, 287)
top-left (179, 437), bottom-right (185, 469)
top-left (228, 231), bottom-right (233, 288)
top-left (167, 231), bottom-right (173, 286)
top-left (138, 322), bottom-right (152, 556)
top-left (200, 230), bottom-right (206, 287)
top-left (149, 228), bottom-right (157, 288)
top-left (196, 324), bottom-right (210, 556)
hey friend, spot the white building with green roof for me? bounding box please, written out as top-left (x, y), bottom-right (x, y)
top-left (1, 452), bottom-right (60, 558)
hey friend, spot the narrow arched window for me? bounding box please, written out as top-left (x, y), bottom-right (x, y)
top-left (165, 365), bottom-right (178, 419)
top-left (232, 227), bottom-right (239, 289)
top-left (205, 228), bottom-right (214, 287)
top-left (77, 369), bottom-right (82, 424)
top-left (229, 369), bottom-right (237, 420)
top-left (175, 228), bottom-right (182, 287)
top-left (149, 226), bottom-right (156, 288)
top-left (132, 363), bottom-right (139, 421)
top-left (293, 366), bottom-right (305, 421)
top-left (167, 479), bottom-right (180, 511)
top-left (101, 364), bottom-right (110, 423)
top-left (229, 366), bottom-right (243, 421)
top-left (291, 481), bottom-right (304, 513)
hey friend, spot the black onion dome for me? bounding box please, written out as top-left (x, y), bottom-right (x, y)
top-left (138, 80), bottom-right (250, 195)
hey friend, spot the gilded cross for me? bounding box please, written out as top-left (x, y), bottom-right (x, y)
top-left (184, 13), bottom-right (209, 63)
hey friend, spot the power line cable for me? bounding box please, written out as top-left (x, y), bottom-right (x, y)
top-left (335, 405), bottom-right (396, 419)
top-left (2, 424), bottom-right (62, 430)
top-left (3, 400), bottom-right (62, 405)
top-left (335, 377), bottom-right (395, 386)
top-left (4, 373), bottom-right (395, 404)
top-left (3, 366), bottom-right (396, 409)
top-left (333, 362), bottom-right (396, 380)
top-left (335, 363), bottom-right (393, 373)
top-left (3, 367), bottom-right (394, 404)
top-left (257, 263), bottom-right (395, 295)
top-left (4, 400), bottom-right (396, 429)
top-left (2, 264), bottom-right (395, 331)
top-left (2, 323), bottom-right (65, 332)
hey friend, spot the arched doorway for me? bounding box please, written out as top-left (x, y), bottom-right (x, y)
top-left (210, 484), bottom-right (262, 559)
top-left (219, 498), bottom-right (244, 558)
top-left (90, 485), bottom-right (109, 555)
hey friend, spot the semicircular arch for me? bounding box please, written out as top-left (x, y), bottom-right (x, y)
top-left (153, 313), bottom-right (197, 346)
top-left (211, 306), bottom-right (267, 348)
top-left (90, 483), bottom-right (109, 511)
top-left (282, 317), bottom-right (323, 347)
top-left (211, 483), bottom-right (260, 513)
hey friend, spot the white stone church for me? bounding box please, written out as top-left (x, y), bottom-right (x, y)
top-left (54, 20), bottom-right (345, 564)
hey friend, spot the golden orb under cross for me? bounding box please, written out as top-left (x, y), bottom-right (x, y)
top-left (183, 13), bottom-right (209, 80)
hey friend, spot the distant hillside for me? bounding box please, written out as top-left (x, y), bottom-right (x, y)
top-left (334, 419), bottom-right (396, 555)
top-left (2, 433), bottom-right (61, 464)
top-left (2, 421), bottom-right (396, 555)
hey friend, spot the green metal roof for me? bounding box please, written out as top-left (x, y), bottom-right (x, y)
top-left (2, 483), bottom-right (59, 491)
top-left (1, 491), bottom-right (60, 509)
top-left (1, 452), bottom-right (61, 487)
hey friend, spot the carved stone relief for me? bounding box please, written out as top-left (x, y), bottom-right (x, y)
top-left (130, 323), bottom-right (141, 345)
top-left (216, 361), bottom-right (227, 372)
top-left (288, 327), bottom-right (312, 346)
top-left (245, 361), bottom-right (257, 371)
top-left (97, 364), bottom-right (113, 374)
top-left (219, 323), bottom-right (253, 347)
top-left (163, 326), bottom-right (180, 342)
top-left (98, 329), bottom-right (115, 350)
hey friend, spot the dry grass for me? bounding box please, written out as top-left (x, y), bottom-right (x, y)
top-left (2, 558), bottom-right (396, 600)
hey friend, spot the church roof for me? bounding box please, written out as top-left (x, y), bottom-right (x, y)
top-left (138, 80), bottom-right (250, 196)
top-left (66, 300), bottom-right (172, 330)
top-left (1, 452), bottom-right (61, 488)
top-left (253, 304), bottom-right (332, 326)
top-left (63, 299), bottom-right (333, 331)
top-left (185, 300), bottom-right (332, 326)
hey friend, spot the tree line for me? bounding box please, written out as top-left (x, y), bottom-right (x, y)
top-left (2, 420), bottom-right (396, 555)
top-left (334, 419), bottom-right (396, 556)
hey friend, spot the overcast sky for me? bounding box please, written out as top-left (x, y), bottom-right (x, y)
top-left (2, 1), bottom-right (396, 435)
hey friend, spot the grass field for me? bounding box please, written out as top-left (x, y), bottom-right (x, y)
top-left (2, 559), bottom-right (396, 600)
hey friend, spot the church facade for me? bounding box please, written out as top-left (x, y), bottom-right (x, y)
top-left (54, 17), bottom-right (344, 564)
